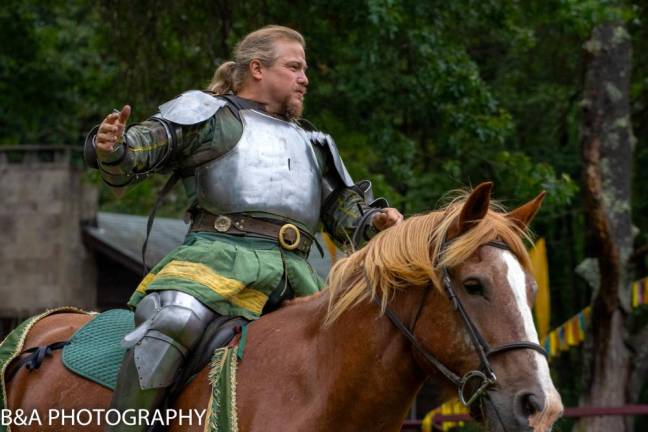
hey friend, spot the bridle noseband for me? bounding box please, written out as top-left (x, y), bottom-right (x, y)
top-left (375, 240), bottom-right (548, 407)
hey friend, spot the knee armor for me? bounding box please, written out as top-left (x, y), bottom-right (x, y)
top-left (122, 291), bottom-right (215, 389)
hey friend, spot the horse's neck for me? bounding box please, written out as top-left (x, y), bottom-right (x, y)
top-left (258, 291), bottom-right (426, 430)
top-left (324, 300), bottom-right (426, 427)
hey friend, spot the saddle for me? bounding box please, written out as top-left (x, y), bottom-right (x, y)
top-left (168, 314), bottom-right (247, 399)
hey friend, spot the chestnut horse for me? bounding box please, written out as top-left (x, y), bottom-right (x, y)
top-left (6, 183), bottom-right (563, 431)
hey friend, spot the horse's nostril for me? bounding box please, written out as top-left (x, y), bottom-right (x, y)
top-left (519, 392), bottom-right (543, 417)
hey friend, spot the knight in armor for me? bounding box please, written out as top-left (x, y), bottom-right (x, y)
top-left (84, 25), bottom-right (403, 431)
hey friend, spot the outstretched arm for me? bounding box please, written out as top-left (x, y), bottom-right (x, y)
top-left (86, 104), bottom-right (183, 190)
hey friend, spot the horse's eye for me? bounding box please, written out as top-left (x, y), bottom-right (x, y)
top-left (463, 279), bottom-right (485, 297)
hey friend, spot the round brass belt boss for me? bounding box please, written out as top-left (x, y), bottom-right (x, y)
top-left (214, 215), bottom-right (232, 232)
top-left (278, 224), bottom-right (301, 250)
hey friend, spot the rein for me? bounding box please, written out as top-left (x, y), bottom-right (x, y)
top-left (375, 240), bottom-right (548, 407)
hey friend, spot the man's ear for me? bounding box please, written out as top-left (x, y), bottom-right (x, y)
top-left (249, 59), bottom-right (263, 80)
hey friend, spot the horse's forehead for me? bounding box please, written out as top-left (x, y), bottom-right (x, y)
top-left (498, 250), bottom-right (529, 300)
top-left (465, 244), bottom-right (517, 270)
top-left (489, 247), bottom-right (528, 290)
top-left (464, 246), bottom-right (531, 300)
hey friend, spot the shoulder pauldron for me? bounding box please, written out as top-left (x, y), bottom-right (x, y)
top-left (158, 90), bottom-right (228, 125)
top-left (306, 131), bottom-right (354, 188)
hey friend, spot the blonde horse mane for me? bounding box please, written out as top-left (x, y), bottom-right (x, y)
top-left (324, 189), bottom-right (533, 325)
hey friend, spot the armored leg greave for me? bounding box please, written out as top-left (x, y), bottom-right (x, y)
top-left (107, 290), bottom-right (215, 432)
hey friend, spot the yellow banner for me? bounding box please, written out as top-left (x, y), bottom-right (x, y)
top-left (530, 239), bottom-right (550, 339)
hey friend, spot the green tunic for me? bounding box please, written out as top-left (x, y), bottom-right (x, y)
top-left (94, 96), bottom-right (378, 319)
top-left (127, 233), bottom-right (324, 320)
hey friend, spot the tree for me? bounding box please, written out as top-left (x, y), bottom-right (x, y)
top-left (577, 17), bottom-right (636, 432)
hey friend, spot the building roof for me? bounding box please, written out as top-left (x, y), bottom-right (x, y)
top-left (83, 212), bottom-right (337, 278)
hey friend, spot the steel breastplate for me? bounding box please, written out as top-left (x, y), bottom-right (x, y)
top-left (196, 109), bottom-right (322, 232)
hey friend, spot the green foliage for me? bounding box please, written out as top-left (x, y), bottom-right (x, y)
top-left (556, 0), bottom-right (637, 37)
top-left (491, 151), bottom-right (579, 216)
top-left (0, 0), bottom-right (115, 145)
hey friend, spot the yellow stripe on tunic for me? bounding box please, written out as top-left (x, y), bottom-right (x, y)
top-left (231, 289), bottom-right (267, 316)
top-left (156, 260), bottom-right (246, 297)
top-left (154, 260), bottom-right (268, 315)
top-left (136, 273), bottom-right (157, 293)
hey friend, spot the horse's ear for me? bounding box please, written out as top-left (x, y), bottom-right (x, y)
top-left (507, 191), bottom-right (546, 230)
top-left (447, 182), bottom-right (493, 239)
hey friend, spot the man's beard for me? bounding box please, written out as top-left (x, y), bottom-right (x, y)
top-left (283, 94), bottom-right (304, 120)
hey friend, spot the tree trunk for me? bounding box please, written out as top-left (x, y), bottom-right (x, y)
top-left (576, 21), bottom-right (634, 432)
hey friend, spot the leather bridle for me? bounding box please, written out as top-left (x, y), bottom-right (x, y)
top-left (375, 240), bottom-right (548, 407)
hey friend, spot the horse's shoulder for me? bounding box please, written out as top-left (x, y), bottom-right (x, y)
top-left (281, 290), bottom-right (325, 307)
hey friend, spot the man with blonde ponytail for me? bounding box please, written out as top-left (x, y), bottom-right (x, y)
top-left (84, 25), bottom-right (402, 430)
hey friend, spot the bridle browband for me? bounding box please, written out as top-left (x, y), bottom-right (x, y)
top-left (375, 240), bottom-right (548, 407)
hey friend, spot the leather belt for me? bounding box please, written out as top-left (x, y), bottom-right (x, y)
top-left (190, 212), bottom-right (313, 254)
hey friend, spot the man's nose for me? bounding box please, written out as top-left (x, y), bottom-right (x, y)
top-left (298, 71), bottom-right (309, 87)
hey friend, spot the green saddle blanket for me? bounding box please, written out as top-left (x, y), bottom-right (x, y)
top-left (62, 309), bottom-right (134, 390)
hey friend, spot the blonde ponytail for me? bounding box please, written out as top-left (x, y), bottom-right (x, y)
top-left (208, 61), bottom-right (236, 94)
